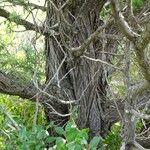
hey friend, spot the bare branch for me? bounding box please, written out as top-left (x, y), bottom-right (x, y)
top-left (130, 81), bottom-right (150, 100)
top-left (34, 84), bottom-right (77, 105)
top-left (81, 55), bottom-right (122, 70)
top-left (59, 0), bottom-right (70, 10)
top-left (136, 137), bottom-right (150, 149)
top-left (0, 71), bottom-right (38, 101)
top-left (6, 0), bottom-right (46, 11)
top-left (0, 7), bottom-right (45, 32)
top-left (127, 0), bottom-right (133, 16)
top-left (70, 19), bottom-right (114, 57)
top-left (137, 127), bottom-right (150, 137)
top-left (111, 0), bottom-right (150, 85)
top-left (45, 102), bottom-right (71, 117)
top-left (136, 23), bottom-right (150, 53)
top-left (0, 104), bottom-right (20, 130)
top-left (0, 7), bottom-right (58, 34)
top-left (133, 141), bottom-right (149, 150)
top-left (131, 109), bottom-right (150, 120)
top-left (135, 22), bottom-right (150, 84)
top-left (110, 0), bottom-right (139, 40)
top-left (139, 12), bottom-right (150, 25)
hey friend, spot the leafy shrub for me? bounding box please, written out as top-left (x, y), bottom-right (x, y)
top-left (132, 0), bottom-right (145, 8)
top-left (5, 126), bottom-right (48, 150)
top-left (0, 95), bottom-right (123, 150)
top-left (0, 95), bottom-right (45, 128)
top-left (47, 121), bottom-right (105, 150)
top-left (0, 94), bottom-right (45, 150)
top-left (1, 120), bottom-right (105, 150)
top-left (104, 123), bottom-right (121, 150)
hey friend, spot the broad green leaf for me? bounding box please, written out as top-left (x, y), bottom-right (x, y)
top-left (46, 136), bottom-right (56, 144)
top-left (55, 137), bottom-right (66, 150)
top-left (46, 121), bottom-right (55, 130)
top-left (65, 121), bottom-right (76, 131)
top-left (79, 128), bottom-right (89, 140)
top-left (55, 137), bottom-right (66, 145)
top-left (36, 130), bottom-right (47, 140)
top-left (66, 141), bottom-right (75, 150)
top-left (55, 127), bottom-right (65, 135)
top-left (89, 136), bottom-right (101, 148)
top-left (74, 145), bottom-right (82, 150)
top-left (65, 128), bottom-right (79, 142)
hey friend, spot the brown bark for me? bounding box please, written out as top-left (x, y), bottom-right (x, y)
top-left (44, 0), bottom-right (115, 137)
top-left (0, 71), bottom-right (38, 100)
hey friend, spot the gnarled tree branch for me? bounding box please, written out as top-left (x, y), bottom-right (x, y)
top-left (0, 7), bottom-right (58, 34)
top-left (6, 0), bottom-right (46, 11)
top-left (135, 22), bottom-right (150, 84)
top-left (110, 0), bottom-right (150, 85)
top-left (110, 0), bottom-right (139, 41)
top-left (0, 71), bottom-right (38, 101)
top-left (0, 7), bottom-right (45, 33)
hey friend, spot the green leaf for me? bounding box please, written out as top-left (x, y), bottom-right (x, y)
top-left (65, 121), bottom-right (76, 131)
top-left (9, 11), bottom-right (22, 23)
top-left (74, 145), bottom-right (82, 150)
top-left (80, 139), bottom-right (88, 145)
top-left (132, 0), bottom-right (144, 8)
top-left (65, 128), bottom-right (79, 142)
top-left (46, 136), bottom-right (56, 144)
top-left (55, 137), bottom-right (66, 150)
top-left (18, 127), bottom-right (27, 141)
top-left (55, 127), bottom-right (65, 135)
top-left (66, 141), bottom-right (75, 150)
top-left (46, 121), bottom-right (55, 130)
top-left (55, 137), bottom-right (66, 145)
top-left (36, 130), bottom-right (47, 140)
top-left (79, 128), bottom-right (89, 140)
top-left (89, 136), bottom-right (101, 148)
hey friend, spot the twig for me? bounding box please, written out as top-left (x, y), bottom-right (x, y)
top-left (70, 19), bottom-right (114, 57)
top-left (131, 109), bottom-right (150, 120)
top-left (81, 55), bottom-right (122, 71)
top-left (133, 141), bottom-right (149, 150)
top-left (0, 105), bottom-right (20, 130)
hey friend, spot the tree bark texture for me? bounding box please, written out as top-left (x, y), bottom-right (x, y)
top-left (44, 0), bottom-right (118, 138)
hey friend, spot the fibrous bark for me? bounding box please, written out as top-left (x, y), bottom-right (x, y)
top-left (44, 0), bottom-right (115, 137)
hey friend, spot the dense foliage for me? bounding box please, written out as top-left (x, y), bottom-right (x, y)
top-left (0, 95), bottom-right (121, 149)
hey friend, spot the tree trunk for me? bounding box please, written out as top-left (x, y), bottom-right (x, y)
top-left (44, 0), bottom-right (116, 138)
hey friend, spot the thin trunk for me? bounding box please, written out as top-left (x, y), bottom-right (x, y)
top-left (122, 41), bottom-right (135, 150)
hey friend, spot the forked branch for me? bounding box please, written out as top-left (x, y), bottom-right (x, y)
top-left (0, 7), bottom-right (58, 34)
top-left (6, 0), bottom-right (46, 11)
top-left (110, 0), bottom-right (139, 41)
